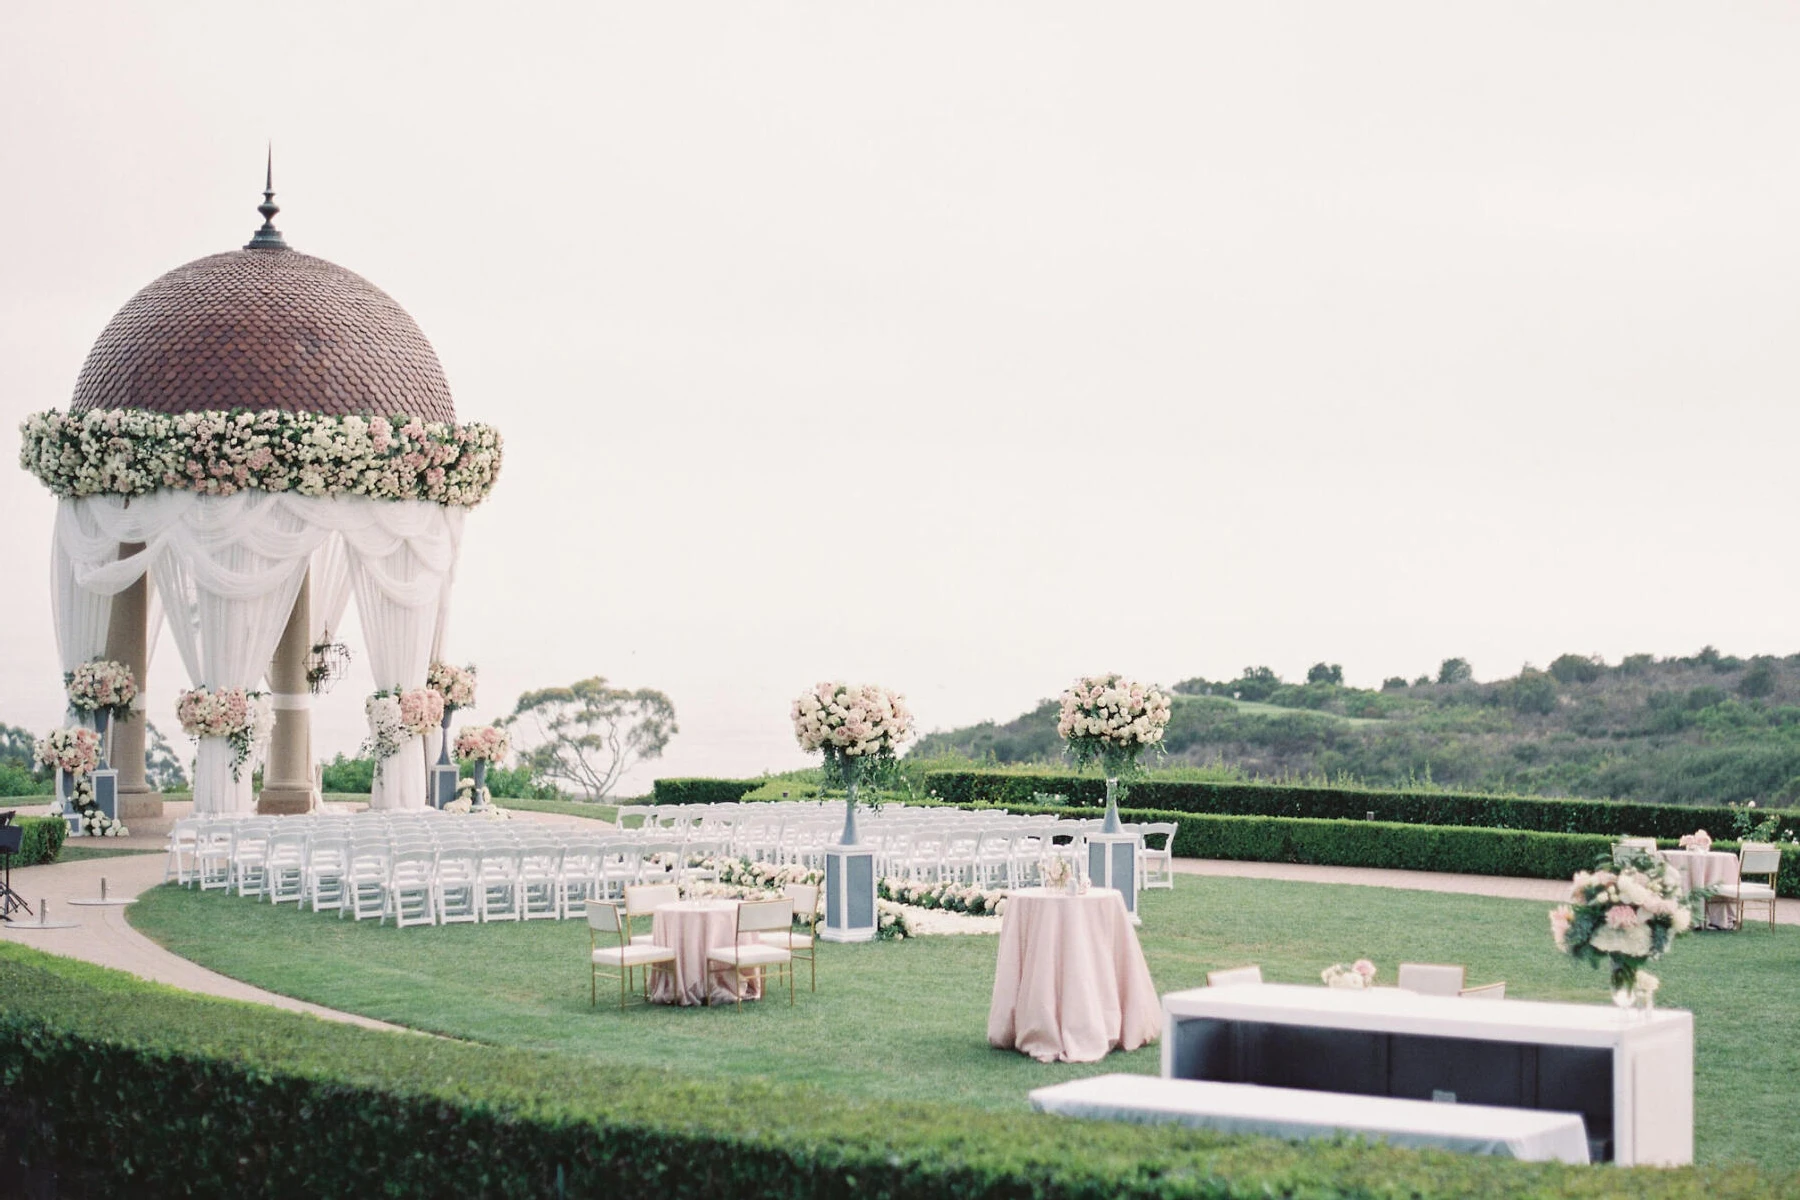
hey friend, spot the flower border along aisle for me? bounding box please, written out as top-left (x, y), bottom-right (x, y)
top-left (1551, 849), bottom-right (1698, 1010)
top-left (792, 681), bottom-right (915, 944)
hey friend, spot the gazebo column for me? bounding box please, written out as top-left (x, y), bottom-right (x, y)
top-left (103, 541), bottom-right (161, 821)
top-left (259, 569), bottom-right (314, 815)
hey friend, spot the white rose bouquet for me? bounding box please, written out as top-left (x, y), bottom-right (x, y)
top-left (1551, 849), bottom-right (1696, 1006)
top-left (177, 686), bottom-right (276, 781)
top-left (35, 727), bottom-right (101, 778)
top-left (1057, 673), bottom-right (1172, 777)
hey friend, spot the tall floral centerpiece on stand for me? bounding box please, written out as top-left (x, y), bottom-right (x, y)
top-left (64, 658), bottom-right (137, 768)
top-left (37, 727), bottom-right (126, 836)
top-left (177, 687), bottom-right (276, 782)
top-left (792, 682), bottom-right (915, 846)
top-left (1551, 849), bottom-right (1696, 1011)
top-left (453, 725), bottom-right (510, 807)
top-left (426, 662), bottom-right (477, 766)
top-left (1057, 673), bottom-right (1173, 833)
top-left (364, 687), bottom-right (445, 782)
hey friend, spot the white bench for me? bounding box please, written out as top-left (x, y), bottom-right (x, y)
top-left (1029, 1075), bottom-right (1590, 1164)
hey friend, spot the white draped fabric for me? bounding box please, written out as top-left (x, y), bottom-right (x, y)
top-left (52, 494), bottom-right (465, 814)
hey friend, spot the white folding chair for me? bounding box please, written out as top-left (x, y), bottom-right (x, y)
top-left (477, 846), bottom-right (522, 922)
top-left (303, 835), bottom-right (349, 914)
top-left (163, 817), bottom-right (202, 885)
top-left (434, 846), bottom-right (482, 924)
top-left (1138, 821), bottom-right (1178, 890)
top-left (264, 829), bottom-right (309, 905)
top-left (384, 848), bottom-right (438, 928)
top-left (1397, 963), bottom-right (1467, 995)
top-left (518, 842), bottom-right (564, 920)
top-left (343, 840), bottom-right (392, 921)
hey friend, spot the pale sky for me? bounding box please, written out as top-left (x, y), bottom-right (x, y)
top-left (3, 3), bottom-right (1798, 793)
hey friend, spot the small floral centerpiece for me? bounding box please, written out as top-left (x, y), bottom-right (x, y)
top-left (37, 728), bottom-right (127, 837)
top-left (427, 662), bottom-right (477, 711)
top-left (791, 681), bottom-right (915, 845)
top-left (1551, 850), bottom-right (1695, 1010)
top-left (1677, 830), bottom-right (1712, 851)
top-left (1321, 959), bottom-right (1379, 989)
top-left (1038, 853), bottom-right (1086, 895)
top-left (363, 687), bottom-right (445, 779)
top-left (447, 776), bottom-right (512, 818)
top-left (177, 687), bottom-right (275, 781)
top-left (1057, 673), bottom-right (1173, 831)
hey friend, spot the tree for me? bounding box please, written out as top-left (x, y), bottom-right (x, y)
top-left (1381, 676), bottom-right (1409, 691)
top-left (1232, 666), bottom-right (1282, 702)
top-left (144, 722), bottom-right (190, 792)
top-left (1548, 654), bottom-right (1604, 685)
top-left (504, 677), bottom-right (678, 799)
top-left (1510, 668), bottom-right (1558, 715)
top-left (1437, 658), bottom-right (1473, 685)
top-left (1306, 662), bottom-right (1344, 686)
top-left (0, 722), bottom-right (36, 766)
top-left (1738, 660), bottom-right (1776, 699)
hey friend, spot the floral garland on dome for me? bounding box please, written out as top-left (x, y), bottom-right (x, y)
top-left (64, 658), bottom-right (138, 720)
top-left (427, 661), bottom-right (477, 711)
top-left (363, 687), bottom-right (445, 778)
top-left (18, 408), bottom-right (503, 507)
top-left (177, 687), bottom-right (276, 781)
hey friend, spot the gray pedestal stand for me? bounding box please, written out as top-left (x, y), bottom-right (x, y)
top-left (822, 844), bottom-right (877, 943)
top-left (1086, 832), bottom-right (1141, 925)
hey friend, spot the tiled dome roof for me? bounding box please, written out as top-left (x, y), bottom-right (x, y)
top-left (70, 248), bottom-right (456, 421)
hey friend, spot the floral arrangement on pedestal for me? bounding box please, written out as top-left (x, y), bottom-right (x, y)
top-left (177, 687), bottom-right (276, 780)
top-left (428, 662), bottom-right (478, 711)
top-left (363, 687), bottom-right (445, 780)
top-left (36, 727), bottom-right (127, 837)
top-left (1321, 959), bottom-right (1378, 989)
top-left (1551, 850), bottom-right (1695, 1009)
top-left (19, 409), bottom-right (504, 506)
top-left (64, 658), bottom-right (138, 768)
top-left (1057, 673), bottom-right (1173, 831)
top-left (791, 681), bottom-right (915, 844)
top-left (453, 724), bottom-right (510, 805)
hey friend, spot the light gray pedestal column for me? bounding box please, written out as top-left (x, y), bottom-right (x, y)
top-left (1086, 832), bottom-right (1141, 925)
top-left (822, 843), bottom-right (877, 943)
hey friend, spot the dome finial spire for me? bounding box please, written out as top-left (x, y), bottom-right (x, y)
top-left (245, 143), bottom-right (289, 250)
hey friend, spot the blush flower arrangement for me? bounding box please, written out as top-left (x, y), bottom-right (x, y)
top-left (64, 659), bottom-right (138, 720)
top-left (363, 687), bottom-right (444, 777)
top-left (1321, 959), bottom-right (1379, 989)
top-left (1057, 673), bottom-right (1173, 829)
top-left (177, 686), bottom-right (276, 780)
top-left (792, 681), bottom-right (915, 843)
top-left (1551, 849), bottom-right (1696, 1008)
top-left (427, 661), bottom-right (477, 711)
top-left (453, 725), bottom-right (510, 763)
top-left (34, 727), bottom-right (101, 778)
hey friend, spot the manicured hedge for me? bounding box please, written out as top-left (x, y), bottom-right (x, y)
top-left (11, 816), bottom-right (66, 867)
top-left (929, 770), bottom-right (1800, 841)
top-left (0, 945), bottom-right (1783, 1199)
top-left (978, 801), bottom-right (1800, 898)
top-left (650, 777), bottom-right (765, 805)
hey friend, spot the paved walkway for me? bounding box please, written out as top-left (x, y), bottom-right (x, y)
top-left (5, 804), bottom-right (1793, 1030)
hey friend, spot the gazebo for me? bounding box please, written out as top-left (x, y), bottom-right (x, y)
top-left (20, 171), bottom-right (503, 816)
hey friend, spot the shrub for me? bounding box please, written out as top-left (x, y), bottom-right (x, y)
top-left (923, 769), bottom-right (1800, 845)
top-left (12, 817), bottom-right (65, 866)
top-left (651, 777), bottom-right (764, 805)
top-left (1438, 657), bottom-right (1473, 684)
top-left (0, 759), bottom-right (49, 798)
top-left (1549, 654), bottom-right (1605, 685)
top-left (319, 752), bottom-right (375, 794)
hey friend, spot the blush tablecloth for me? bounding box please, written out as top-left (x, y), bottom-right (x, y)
top-left (1661, 849), bottom-right (1740, 930)
top-left (987, 887), bottom-right (1161, 1063)
top-left (651, 900), bottom-right (762, 1006)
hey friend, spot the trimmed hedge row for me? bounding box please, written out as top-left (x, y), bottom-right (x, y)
top-left (650, 777), bottom-right (765, 806)
top-left (12, 816), bottom-right (65, 867)
top-left (929, 769), bottom-right (1800, 841)
top-left (979, 801), bottom-right (1800, 898)
top-left (10, 946), bottom-right (1773, 1199)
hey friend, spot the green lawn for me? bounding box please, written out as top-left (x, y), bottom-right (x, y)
top-left (127, 876), bottom-right (1800, 1170)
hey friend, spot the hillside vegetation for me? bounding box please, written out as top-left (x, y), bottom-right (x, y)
top-left (909, 648), bottom-right (1800, 807)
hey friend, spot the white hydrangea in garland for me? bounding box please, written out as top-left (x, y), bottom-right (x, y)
top-left (19, 408), bottom-right (503, 506)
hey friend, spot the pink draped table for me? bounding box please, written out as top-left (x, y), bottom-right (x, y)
top-left (1661, 849), bottom-right (1740, 930)
top-left (987, 887), bottom-right (1161, 1063)
top-left (650, 900), bottom-right (763, 1006)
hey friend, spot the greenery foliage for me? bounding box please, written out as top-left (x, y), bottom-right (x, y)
top-left (16, 944), bottom-right (1782, 1199)
top-left (651, 777), bottom-right (765, 805)
top-left (8, 816), bottom-right (66, 867)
